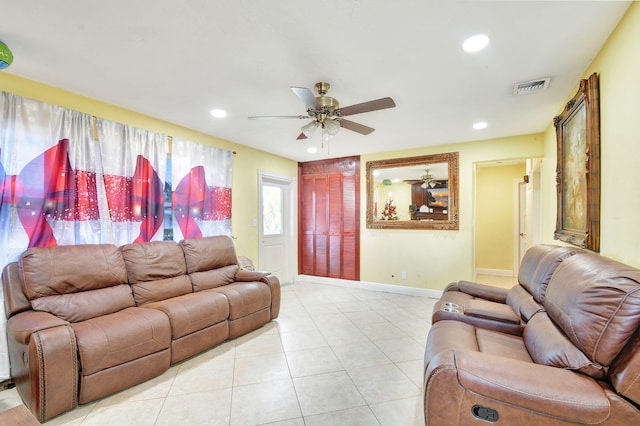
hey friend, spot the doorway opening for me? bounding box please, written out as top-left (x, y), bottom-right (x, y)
top-left (473, 159), bottom-right (541, 287)
top-left (258, 170), bottom-right (296, 285)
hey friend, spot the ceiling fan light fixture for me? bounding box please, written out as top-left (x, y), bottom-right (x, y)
top-left (301, 120), bottom-right (318, 138)
top-left (306, 146), bottom-right (318, 154)
top-left (323, 118), bottom-right (340, 135)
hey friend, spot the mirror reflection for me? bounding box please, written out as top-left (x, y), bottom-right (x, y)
top-left (366, 152), bottom-right (459, 230)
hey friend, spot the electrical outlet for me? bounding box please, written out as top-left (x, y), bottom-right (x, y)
top-left (401, 272), bottom-right (407, 280)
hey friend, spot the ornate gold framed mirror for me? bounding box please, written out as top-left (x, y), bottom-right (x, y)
top-left (366, 152), bottom-right (459, 230)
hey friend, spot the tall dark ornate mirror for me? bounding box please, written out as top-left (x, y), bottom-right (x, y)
top-left (366, 152), bottom-right (459, 230)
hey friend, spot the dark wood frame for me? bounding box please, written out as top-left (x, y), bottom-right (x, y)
top-left (366, 152), bottom-right (459, 230)
top-left (554, 72), bottom-right (600, 251)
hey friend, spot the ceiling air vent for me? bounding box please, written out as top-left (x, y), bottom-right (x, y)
top-left (513, 77), bottom-right (551, 95)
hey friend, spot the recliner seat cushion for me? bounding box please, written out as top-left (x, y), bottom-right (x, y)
top-left (208, 282), bottom-right (271, 320)
top-left (143, 291), bottom-right (229, 339)
top-left (70, 307), bottom-right (170, 375)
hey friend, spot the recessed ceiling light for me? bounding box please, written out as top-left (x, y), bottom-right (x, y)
top-left (473, 121), bottom-right (488, 130)
top-left (306, 147), bottom-right (318, 154)
top-left (210, 109), bottom-right (227, 118)
top-left (463, 34), bottom-right (489, 53)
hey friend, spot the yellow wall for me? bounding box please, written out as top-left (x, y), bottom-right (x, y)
top-left (475, 163), bottom-right (526, 271)
top-left (540, 2), bottom-right (640, 268)
top-left (361, 134), bottom-right (543, 290)
top-left (0, 73), bottom-right (298, 262)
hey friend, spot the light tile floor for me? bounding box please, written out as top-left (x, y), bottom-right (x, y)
top-left (0, 281), bottom-right (438, 425)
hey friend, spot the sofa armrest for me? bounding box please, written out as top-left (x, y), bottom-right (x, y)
top-left (7, 310), bottom-right (69, 344)
top-left (454, 280), bottom-right (510, 303)
top-left (235, 270), bottom-right (269, 282)
top-left (425, 349), bottom-right (610, 425)
top-left (462, 299), bottom-right (520, 324)
top-left (235, 270), bottom-right (281, 319)
top-left (7, 311), bottom-right (78, 422)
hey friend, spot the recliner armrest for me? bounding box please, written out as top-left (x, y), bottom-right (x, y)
top-left (235, 270), bottom-right (269, 282)
top-left (454, 280), bottom-right (511, 303)
top-left (234, 270), bottom-right (281, 319)
top-left (425, 349), bottom-right (610, 425)
top-left (7, 310), bottom-right (69, 344)
top-left (7, 311), bottom-right (78, 422)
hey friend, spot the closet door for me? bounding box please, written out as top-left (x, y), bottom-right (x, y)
top-left (299, 157), bottom-right (359, 281)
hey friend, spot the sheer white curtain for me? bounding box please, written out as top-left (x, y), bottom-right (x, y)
top-left (171, 138), bottom-right (232, 239)
top-left (96, 119), bottom-right (168, 246)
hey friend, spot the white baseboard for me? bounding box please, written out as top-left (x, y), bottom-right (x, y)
top-left (475, 268), bottom-right (514, 277)
top-left (295, 275), bottom-right (442, 299)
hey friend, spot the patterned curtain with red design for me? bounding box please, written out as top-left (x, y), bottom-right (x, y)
top-left (171, 138), bottom-right (232, 240)
top-left (0, 92), bottom-right (102, 378)
top-left (0, 92), bottom-right (103, 262)
top-left (96, 118), bottom-right (168, 246)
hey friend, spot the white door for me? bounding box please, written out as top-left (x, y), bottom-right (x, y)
top-left (258, 170), bottom-right (295, 284)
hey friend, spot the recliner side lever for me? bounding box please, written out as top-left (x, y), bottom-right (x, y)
top-left (471, 405), bottom-right (499, 422)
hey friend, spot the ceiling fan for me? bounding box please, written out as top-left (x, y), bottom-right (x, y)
top-left (248, 82), bottom-right (396, 140)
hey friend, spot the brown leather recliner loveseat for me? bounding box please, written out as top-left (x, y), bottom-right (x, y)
top-left (424, 245), bottom-right (640, 425)
top-left (2, 235), bottom-right (280, 423)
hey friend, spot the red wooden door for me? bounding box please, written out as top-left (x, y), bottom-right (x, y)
top-left (298, 157), bottom-right (359, 280)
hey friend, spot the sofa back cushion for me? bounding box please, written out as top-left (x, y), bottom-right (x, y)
top-left (120, 241), bottom-right (191, 305)
top-left (524, 312), bottom-right (606, 378)
top-left (519, 245), bottom-right (582, 304)
top-left (189, 265), bottom-right (239, 292)
top-left (608, 329), bottom-right (640, 406)
top-left (180, 236), bottom-right (238, 274)
top-left (19, 244), bottom-right (134, 322)
top-left (544, 253), bottom-right (640, 369)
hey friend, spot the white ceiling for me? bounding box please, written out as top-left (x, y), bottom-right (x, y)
top-left (1, 1), bottom-right (630, 162)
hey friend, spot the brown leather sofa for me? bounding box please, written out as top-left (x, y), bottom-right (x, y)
top-left (424, 247), bottom-right (640, 425)
top-left (432, 244), bottom-right (582, 335)
top-left (2, 235), bottom-right (280, 423)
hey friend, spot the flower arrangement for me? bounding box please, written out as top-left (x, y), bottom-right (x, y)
top-left (381, 199), bottom-right (399, 220)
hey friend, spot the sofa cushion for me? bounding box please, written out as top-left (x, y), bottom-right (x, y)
top-left (19, 244), bottom-right (134, 321)
top-left (189, 265), bottom-right (238, 292)
top-left (208, 282), bottom-right (271, 320)
top-left (70, 307), bottom-right (170, 375)
top-left (121, 241), bottom-right (192, 304)
top-left (180, 235), bottom-right (238, 274)
top-left (130, 275), bottom-right (193, 305)
top-left (19, 244), bottom-right (127, 299)
top-left (144, 291), bottom-right (229, 339)
top-left (544, 252), bottom-right (640, 368)
top-left (519, 245), bottom-right (581, 304)
top-left (524, 312), bottom-right (605, 378)
top-left (31, 284), bottom-right (136, 323)
top-left (120, 240), bottom-right (187, 283)
top-left (516, 244), bottom-right (555, 292)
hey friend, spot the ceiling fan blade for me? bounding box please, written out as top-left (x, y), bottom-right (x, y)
top-left (338, 97), bottom-right (396, 116)
top-left (248, 115), bottom-right (308, 120)
top-left (338, 119), bottom-right (375, 135)
top-left (291, 87), bottom-right (321, 110)
top-left (296, 132), bottom-right (308, 140)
